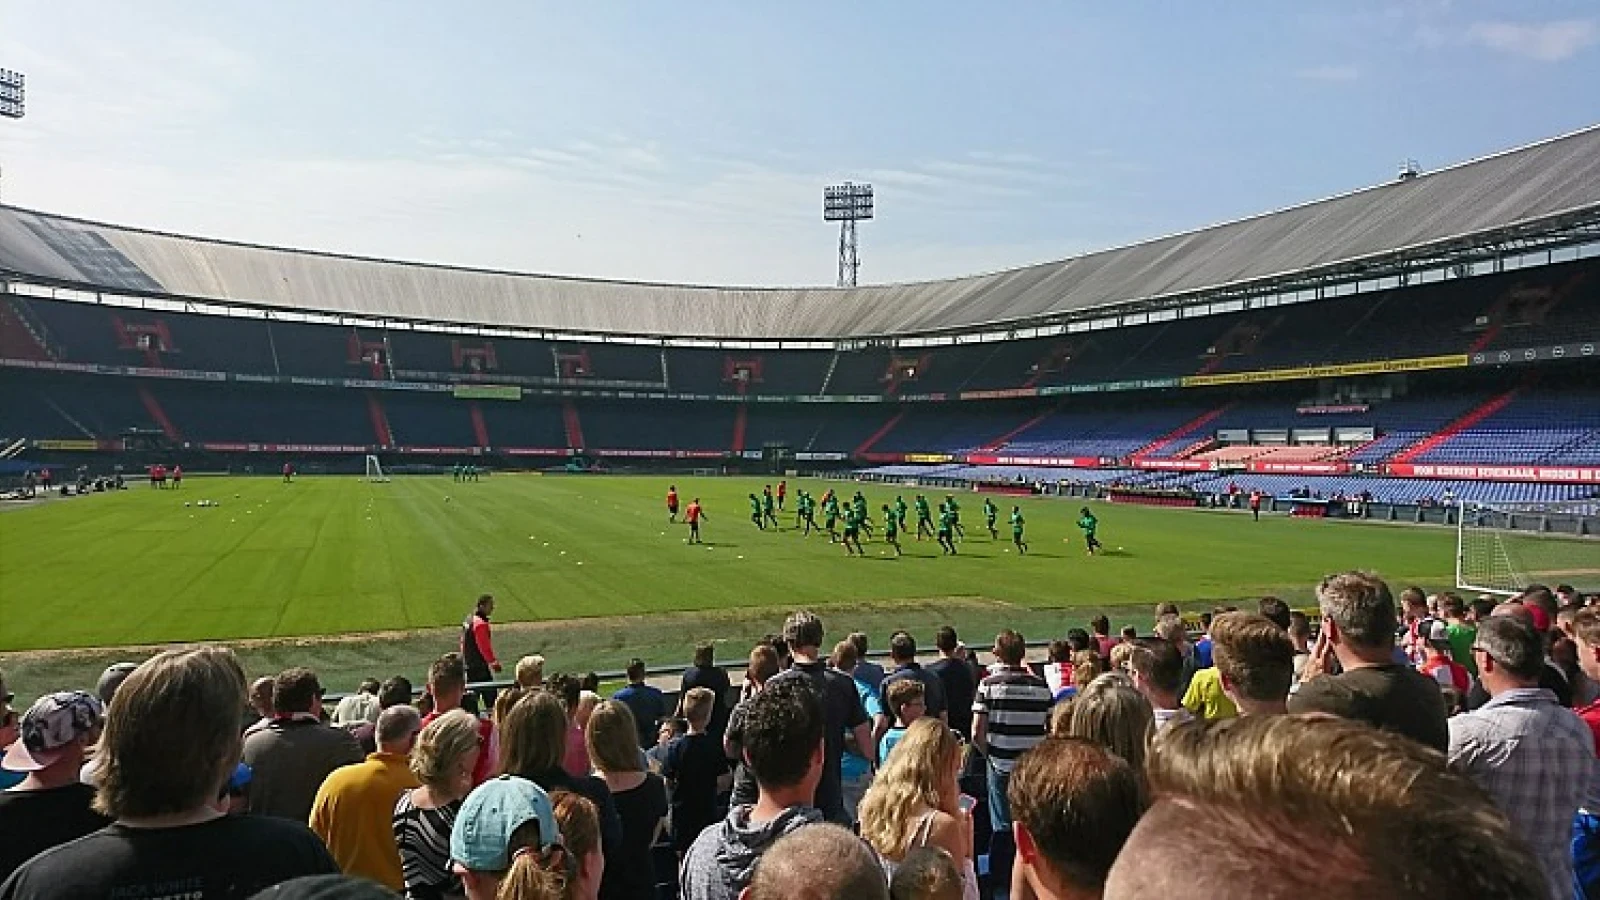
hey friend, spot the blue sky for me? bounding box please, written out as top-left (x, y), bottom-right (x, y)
top-left (0, 2), bottom-right (1596, 286)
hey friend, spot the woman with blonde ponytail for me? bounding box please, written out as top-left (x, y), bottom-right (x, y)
top-left (450, 776), bottom-right (573, 900)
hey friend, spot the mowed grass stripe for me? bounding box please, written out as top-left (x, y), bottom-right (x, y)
top-left (0, 474), bottom-right (1457, 651)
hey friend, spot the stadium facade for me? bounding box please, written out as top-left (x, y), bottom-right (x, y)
top-left (1, 125), bottom-right (1598, 507)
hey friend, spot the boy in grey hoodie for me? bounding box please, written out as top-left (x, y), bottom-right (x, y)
top-left (681, 678), bottom-right (826, 900)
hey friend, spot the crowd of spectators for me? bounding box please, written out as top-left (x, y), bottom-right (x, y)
top-left (1, 578), bottom-right (1597, 899)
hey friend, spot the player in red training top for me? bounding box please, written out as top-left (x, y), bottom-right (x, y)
top-left (171, 465), bottom-right (183, 489)
top-left (776, 480), bottom-right (787, 511)
top-left (667, 485), bottom-right (680, 522)
top-left (685, 498), bottom-right (706, 544)
top-left (283, 462), bottom-right (294, 483)
top-left (1249, 490), bottom-right (1263, 521)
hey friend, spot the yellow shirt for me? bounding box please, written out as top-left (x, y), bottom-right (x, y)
top-left (1181, 667), bottom-right (1239, 721)
top-left (308, 751), bottom-right (420, 889)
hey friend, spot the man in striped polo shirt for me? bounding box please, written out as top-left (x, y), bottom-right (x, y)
top-left (973, 629), bottom-right (1053, 890)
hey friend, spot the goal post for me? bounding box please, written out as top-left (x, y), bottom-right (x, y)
top-left (364, 454), bottom-right (391, 483)
top-left (1456, 501), bottom-right (1600, 596)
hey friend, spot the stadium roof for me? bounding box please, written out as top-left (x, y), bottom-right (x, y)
top-left (2, 125), bottom-right (1599, 340)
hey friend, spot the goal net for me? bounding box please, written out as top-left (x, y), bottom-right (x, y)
top-left (1456, 501), bottom-right (1600, 596)
top-left (364, 454), bottom-right (391, 483)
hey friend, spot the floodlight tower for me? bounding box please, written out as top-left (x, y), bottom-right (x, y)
top-left (823, 182), bottom-right (873, 288)
top-left (0, 68), bottom-right (24, 203)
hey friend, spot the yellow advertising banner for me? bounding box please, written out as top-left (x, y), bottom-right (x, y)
top-left (32, 439), bottom-right (101, 451)
top-left (1181, 354), bottom-right (1468, 388)
top-left (903, 453), bottom-right (954, 464)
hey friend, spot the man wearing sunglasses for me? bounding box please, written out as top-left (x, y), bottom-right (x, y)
top-left (1447, 615), bottom-right (1595, 900)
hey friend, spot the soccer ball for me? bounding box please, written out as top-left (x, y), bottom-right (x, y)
top-left (445, 496), bottom-right (452, 502)
top-left (184, 501), bottom-right (191, 507)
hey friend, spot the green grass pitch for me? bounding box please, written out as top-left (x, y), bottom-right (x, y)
top-left (0, 473), bottom-right (1457, 654)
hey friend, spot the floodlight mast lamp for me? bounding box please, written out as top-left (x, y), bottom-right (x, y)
top-left (0, 68), bottom-right (24, 204)
top-left (823, 182), bottom-right (873, 288)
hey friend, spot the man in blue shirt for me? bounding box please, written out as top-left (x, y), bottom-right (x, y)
top-left (848, 632), bottom-right (885, 691)
top-left (613, 658), bottom-right (668, 750)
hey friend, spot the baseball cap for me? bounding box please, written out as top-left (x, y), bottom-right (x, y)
top-left (450, 775), bottom-right (561, 872)
top-left (96, 662), bottom-right (139, 705)
top-left (2, 691), bottom-right (104, 772)
top-left (1427, 620), bottom-right (1451, 645)
top-left (1526, 604), bottom-right (1551, 633)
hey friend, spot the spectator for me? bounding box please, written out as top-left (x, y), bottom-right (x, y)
top-left (1464, 603), bottom-right (1574, 710)
top-left (1418, 620), bottom-right (1471, 695)
top-left (0, 647), bottom-right (337, 898)
top-left (330, 680), bottom-right (382, 731)
top-left (830, 640), bottom-right (882, 824)
top-left (446, 776), bottom-right (564, 900)
top-left (876, 632), bottom-right (948, 750)
top-left (663, 687), bottom-right (730, 858)
top-left (580, 673), bottom-right (601, 695)
top-left (395, 708), bottom-right (480, 900)
top-left (1070, 651), bottom-right (1104, 698)
top-left (1193, 611), bottom-right (1217, 669)
top-left (1256, 597), bottom-right (1291, 632)
top-left (94, 662), bottom-right (138, 706)
top-left (859, 719), bottom-right (975, 897)
top-left (612, 659), bottom-right (667, 750)
top-left (926, 626), bottom-right (976, 740)
top-left (1181, 644), bottom-right (1237, 721)
top-left (1448, 615), bottom-right (1595, 899)
top-left (548, 674), bottom-right (591, 778)
top-left (1398, 586), bottom-right (1431, 665)
top-left (1572, 608), bottom-right (1600, 752)
top-left (766, 611), bottom-right (872, 826)
top-left (423, 654), bottom-right (495, 786)
top-left (1441, 594), bottom-right (1478, 676)
top-left (745, 823), bottom-right (889, 900)
top-left (1118, 625), bottom-right (1138, 645)
top-left (1041, 641), bottom-right (1073, 699)
top-left (650, 718), bottom-right (686, 772)
top-left (308, 705), bottom-right (422, 890)
top-left (1052, 674), bottom-right (1153, 774)
top-left (1064, 628), bottom-right (1093, 656)
top-left (1152, 616), bottom-right (1197, 696)
top-left (0, 672), bottom-right (22, 790)
top-left (972, 629), bottom-right (1052, 891)
top-left (850, 632), bottom-right (887, 692)
top-left (586, 701), bottom-right (667, 900)
top-left (726, 644), bottom-right (782, 808)
top-left (1286, 612), bottom-right (1313, 680)
top-left (549, 790), bottom-right (606, 900)
top-left (880, 679), bottom-right (927, 763)
top-left (888, 847), bottom-right (961, 900)
top-left (245, 675), bottom-right (278, 736)
top-left (1090, 615), bottom-right (1116, 660)
top-left (515, 655), bottom-right (546, 691)
top-left (496, 691), bottom-right (627, 900)
top-left (1114, 715), bottom-right (1547, 899)
top-left (1209, 612), bottom-right (1294, 717)
top-left (1010, 738), bottom-right (1145, 900)
top-left (681, 677), bottom-right (826, 900)
top-left (354, 676), bottom-right (414, 756)
top-left (0, 691), bottom-right (110, 879)
top-left (679, 644), bottom-right (733, 739)
top-left (574, 692), bottom-right (601, 734)
top-left (1127, 640), bottom-right (1190, 731)
top-left (1289, 571), bottom-right (1449, 752)
top-left (243, 667), bottom-right (365, 821)
top-left (459, 594), bottom-right (502, 709)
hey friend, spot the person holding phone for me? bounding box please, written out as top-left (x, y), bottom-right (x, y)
top-left (858, 719), bottom-right (978, 900)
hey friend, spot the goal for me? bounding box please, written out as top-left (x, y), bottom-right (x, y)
top-left (364, 454), bottom-right (391, 483)
top-left (1456, 501), bottom-right (1600, 596)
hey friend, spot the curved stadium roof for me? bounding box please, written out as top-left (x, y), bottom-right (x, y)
top-left (2, 125), bottom-right (1599, 341)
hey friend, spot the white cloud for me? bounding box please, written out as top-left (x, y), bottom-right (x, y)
top-left (1464, 19), bottom-right (1598, 62)
top-left (1295, 64), bottom-right (1362, 82)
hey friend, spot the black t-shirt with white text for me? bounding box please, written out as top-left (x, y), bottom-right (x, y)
top-left (0, 815), bottom-right (338, 900)
top-left (0, 784), bottom-right (111, 881)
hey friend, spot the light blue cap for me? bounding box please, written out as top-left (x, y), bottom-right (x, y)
top-left (450, 775), bottom-right (561, 872)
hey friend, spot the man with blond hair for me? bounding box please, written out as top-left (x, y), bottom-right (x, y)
top-left (308, 704), bottom-right (423, 889)
top-left (1103, 715), bottom-right (1548, 899)
top-left (665, 687), bottom-right (730, 856)
top-left (0, 647), bottom-right (336, 898)
top-left (1210, 612), bottom-right (1295, 716)
top-left (514, 654), bottom-right (546, 689)
top-left (1289, 571), bottom-right (1448, 752)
